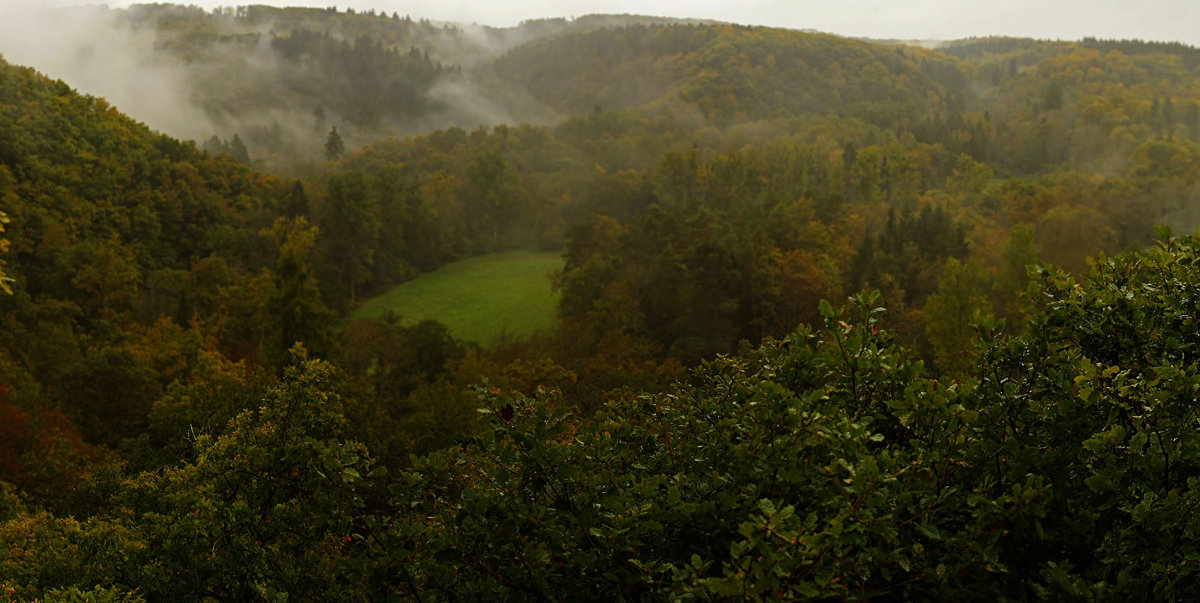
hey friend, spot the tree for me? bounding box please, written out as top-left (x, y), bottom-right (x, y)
top-left (1183, 101), bottom-right (1200, 140)
top-left (312, 104), bottom-right (327, 135)
top-left (0, 392), bottom-right (104, 512)
top-left (320, 171), bottom-right (379, 305)
top-left (1163, 96), bottom-right (1176, 137)
top-left (111, 350), bottom-right (376, 599)
top-left (965, 233), bottom-right (1200, 597)
top-left (201, 135), bottom-right (225, 155)
top-left (462, 148), bottom-right (523, 249)
top-left (263, 217), bottom-right (331, 365)
top-left (841, 142), bottom-right (858, 203)
top-left (229, 133), bottom-right (250, 163)
top-left (0, 210), bottom-right (10, 294)
top-left (381, 291), bottom-right (1019, 598)
top-left (62, 239), bottom-right (141, 323)
top-left (1036, 205), bottom-right (1117, 275)
top-left (946, 152), bottom-right (993, 199)
top-left (324, 126), bottom-right (345, 161)
top-left (923, 257), bottom-right (991, 377)
top-left (774, 248), bottom-right (837, 332)
top-left (993, 224), bottom-right (1039, 323)
top-left (284, 180), bottom-right (309, 217)
top-left (1042, 81), bottom-right (1064, 111)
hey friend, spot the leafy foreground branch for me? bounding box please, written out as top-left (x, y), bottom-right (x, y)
top-left (8, 234), bottom-right (1200, 600)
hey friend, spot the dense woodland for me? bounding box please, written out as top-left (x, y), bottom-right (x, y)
top-left (5, 3), bottom-right (1200, 599)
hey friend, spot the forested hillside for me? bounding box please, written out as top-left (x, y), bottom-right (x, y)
top-left (4, 4), bottom-right (1200, 598)
top-left (494, 24), bottom-right (962, 125)
top-left (0, 4), bottom-right (725, 166)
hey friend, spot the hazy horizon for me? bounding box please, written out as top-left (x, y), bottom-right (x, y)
top-left (3, 0), bottom-right (1198, 155)
top-left (28, 0), bottom-right (1200, 46)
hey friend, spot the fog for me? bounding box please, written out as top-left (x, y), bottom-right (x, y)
top-left (4, 0), bottom-right (1199, 167)
top-left (0, 4), bottom-right (217, 141)
top-left (0, 2), bottom-right (559, 164)
top-left (76, 0), bottom-right (1200, 46)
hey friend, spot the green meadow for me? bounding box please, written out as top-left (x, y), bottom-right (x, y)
top-left (347, 251), bottom-right (563, 344)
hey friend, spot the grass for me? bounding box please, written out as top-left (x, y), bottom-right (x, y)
top-left (346, 251), bottom-right (563, 345)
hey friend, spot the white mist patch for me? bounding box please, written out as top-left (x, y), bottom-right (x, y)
top-left (0, 3), bottom-right (592, 163)
top-left (426, 75), bottom-right (520, 128)
top-left (0, 4), bottom-right (216, 141)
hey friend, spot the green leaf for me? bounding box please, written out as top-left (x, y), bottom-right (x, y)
top-left (818, 299), bottom-right (835, 319)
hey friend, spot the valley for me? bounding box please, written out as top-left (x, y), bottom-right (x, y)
top-left (1, 3), bottom-right (1200, 598)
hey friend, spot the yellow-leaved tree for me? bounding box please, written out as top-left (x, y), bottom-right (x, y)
top-left (924, 257), bottom-right (992, 378)
top-left (0, 209), bottom-right (11, 294)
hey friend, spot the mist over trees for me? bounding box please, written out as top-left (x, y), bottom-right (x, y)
top-left (5, 3), bottom-right (1200, 598)
top-left (0, 4), bottom-right (727, 168)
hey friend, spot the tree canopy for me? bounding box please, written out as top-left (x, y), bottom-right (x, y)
top-left (5, 10), bottom-right (1200, 599)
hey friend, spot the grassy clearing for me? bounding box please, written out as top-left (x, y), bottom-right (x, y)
top-left (347, 251), bottom-right (563, 344)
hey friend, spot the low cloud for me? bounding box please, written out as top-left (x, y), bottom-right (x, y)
top-left (0, 4), bottom-right (219, 141)
top-left (0, 3), bottom-right (573, 163)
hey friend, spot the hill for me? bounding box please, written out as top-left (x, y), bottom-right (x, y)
top-left (7, 4), bottom-right (1200, 181)
top-left (0, 5), bottom-right (733, 166)
top-left (0, 55), bottom-right (323, 447)
top-left (6, 6), bottom-right (1200, 599)
top-left (493, 24), bottom-right (963, 127)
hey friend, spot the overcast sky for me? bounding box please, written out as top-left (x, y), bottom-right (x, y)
top-left (50, 0), bottom-right (1199, 46)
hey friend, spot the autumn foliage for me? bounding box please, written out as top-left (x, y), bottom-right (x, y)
top-left (5, 6), bottom-right (1200, 598)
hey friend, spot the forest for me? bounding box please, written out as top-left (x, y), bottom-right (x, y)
top-left (4, 3), bottom-right (1200, 599)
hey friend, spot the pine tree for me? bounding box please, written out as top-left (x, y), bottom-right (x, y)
top-left (202, 135), bottom-right (224, 155)
top-left (285, 180), bottom-right (310, 217)
top-left (312, 104), bottom-right (326, 135)
top-left (1163, 97), bottom-right (1176, 138)
top-left (230, 134), bottom-right (250, 163)
top-left (324, 127), bottom-right (344, 161)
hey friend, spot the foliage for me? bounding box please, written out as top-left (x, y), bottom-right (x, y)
top-left (368, 234), bottom-right (1200, 597)
top-left (923, 257), bottom-right (991, 377)
top-left (8, 11), bottom-right (1200, 600)
top-left (496, 24), bottom-right (959, 126)
top-left (324, 127), bottom-right (345, 162)
top-left (0, 210), bottom-right (10, 295)
top-left (387, 291), bottom-right (999, 599)
top-left (1, 350), bottom-right (378, 599)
